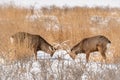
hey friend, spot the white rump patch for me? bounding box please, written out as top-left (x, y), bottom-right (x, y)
top-left (106, 43), bottom-right (112, 55)
top-left (106, 43), bottom-right (111, 49)
top-left (0, 57), bottom-right (5, 64)
top-left (10, 37), bottom-right (14, 43)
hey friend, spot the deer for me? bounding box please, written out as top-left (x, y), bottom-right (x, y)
top-left (10, 32), bottom-right (56, 60)
top-left (69, 35), bottom-right (111, 62)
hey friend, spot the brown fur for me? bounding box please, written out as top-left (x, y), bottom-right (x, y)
top-left (70, 35), bottom-right (111, 62)
top-left (10, 32), bottom-right (56, 60)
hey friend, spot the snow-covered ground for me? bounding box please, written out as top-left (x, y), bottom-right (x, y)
top-left (0, 0), bottom-right (120, 9)
top-left (0, 50), bottom-right (119, 80)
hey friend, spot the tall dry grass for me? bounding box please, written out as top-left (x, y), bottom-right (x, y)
top-left (0, 6), bottom-right (120, 63)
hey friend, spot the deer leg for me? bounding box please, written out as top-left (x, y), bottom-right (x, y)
top-left (98, 46), bottom-right (106, 62)
top-left (101, 51), bottom-right (106, 60)
top-left (34, 49), bottom-right (37, 61)
top-left (86, 53), bottom-right (90, 62)
top-left (33, 46), bottom-right (40, 61)
top-left (101, 51), bottom-right (107, 63)
top-left (50, 54), bottom-right (53, 57)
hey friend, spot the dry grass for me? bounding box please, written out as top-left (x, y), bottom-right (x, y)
top-left (0, 6), bottom-right (120, 63)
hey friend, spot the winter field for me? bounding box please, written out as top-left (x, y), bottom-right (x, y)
top-left (0, 2), bottom-right (120, 80)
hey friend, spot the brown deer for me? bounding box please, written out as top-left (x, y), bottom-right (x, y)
top-left (69, 35), bottom-right (111, 62)
top-left (10, 32), bottom-right (56, 60)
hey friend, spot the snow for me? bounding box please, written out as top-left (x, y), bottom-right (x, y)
top-left (35, 50), bottom-right (118, 80)
top-left (37, 51), bottom-right (51, 59)
top-left (0, 0), bottom-right (120, 9)
top-left (37, 49), bottom-right (117, 73)
top-left (0, 56), bottom-right (5, 64)
top-left (52, 49), bottom-right (72, 60)
top-left (26, 11), bottom-right (60, 31)
top-left (0, 49), bottom-right (119, 80)
top-left (30, 61), bottom-right (41, 74)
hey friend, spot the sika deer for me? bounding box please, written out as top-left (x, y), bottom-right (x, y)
top-left (69, 35), bottom-right (111, 62)
top-left (10, 32), bottom-right (56, 60)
